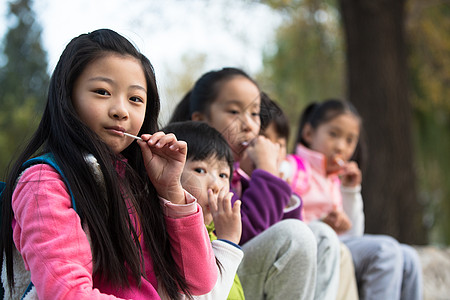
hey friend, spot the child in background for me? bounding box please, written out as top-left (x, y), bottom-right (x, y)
top-left (258, 95), bottom-right (359, 300)
top-left (290, 98), bottom-right (423, 300)
top-left (170, 67), bottom-right (336, 300)
top-left (163, 121), bottom-right (244, 300)
top-left (0, 29), bottom-right (217, 299)
top-left (221, 87), bottom-right (341, 300)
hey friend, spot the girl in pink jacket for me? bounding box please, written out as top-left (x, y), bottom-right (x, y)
top-left (289, 99), bottom-right (422, 300)
top-left (0, 29), bottom-right (217, 299)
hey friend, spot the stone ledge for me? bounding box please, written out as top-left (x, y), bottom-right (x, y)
top-left (414, 246), bottom-right (450, 300)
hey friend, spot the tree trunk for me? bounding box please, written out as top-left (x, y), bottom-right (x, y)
top-left (338, 0), bottom-right (426, 244)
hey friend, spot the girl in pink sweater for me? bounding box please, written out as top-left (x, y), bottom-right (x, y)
top-left (0, 29), bottom-right (217, 299)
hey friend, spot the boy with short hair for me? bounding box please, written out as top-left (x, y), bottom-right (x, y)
top-left (163, 121), bottom-right (244, 300)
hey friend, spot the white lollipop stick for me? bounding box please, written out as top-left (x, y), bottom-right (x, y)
top-left (335, 157), bottom-right (345, 167)
top-left (123, 132), bottom-right (142, 141)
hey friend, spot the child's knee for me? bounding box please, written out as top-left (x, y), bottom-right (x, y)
top-left (400, 244), bottom-right (422, 275)
top-left (274, 219), bottom-right (317, 258)
top-left (371, 235), bottom-right (403, 263)
top-left (309, 221), bottom-right (340, 256)
top-left (309, 221), bottom-right (339, 244)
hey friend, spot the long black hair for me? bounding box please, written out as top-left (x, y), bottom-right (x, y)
top-left (294, 98), bottom-right (367, 170)
top-left (0, 29), bottom-right (191, 298)
top-left (169, 67), bottom-right (259, 123)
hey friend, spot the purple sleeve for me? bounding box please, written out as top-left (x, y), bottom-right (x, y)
top-left (282, 193), bottom-right (303, 221)
top-left (231, 169), bottom-right (292, 245)
top-left (283, 208), bottom-right (302, 220)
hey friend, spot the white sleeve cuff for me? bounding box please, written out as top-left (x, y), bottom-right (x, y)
top-left (341, 184), bottom-right (362, 194)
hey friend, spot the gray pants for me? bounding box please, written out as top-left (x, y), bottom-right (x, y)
top-left (343, 234), bottom-right (423, 300)
top-left (308, 221), bottom-right (340, 300)
top-left (237, 219), bottom-right (317, 300)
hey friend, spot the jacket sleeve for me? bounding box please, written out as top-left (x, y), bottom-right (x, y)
top-left (164, 203), bottom-right (218, 295)
top-left (231, 169), bottom-right (292, 244)
top-left (12, 165), bottom-right (123, 299)
top-left (339, 184), bottom-right (365, 239)
top-left (178, 240), bottom-right (244, 300)
top-left (282, 194), bottom-right (303, 221)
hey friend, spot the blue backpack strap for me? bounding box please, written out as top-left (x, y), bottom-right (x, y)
top-left (16, 153), bottom-right (79, 299)
top-left (0, 180), bottom-right (5, 228)
top-left (0, 181), bottom-right (5, 212)
top-left (0, 181), bottom-right (5, 224)
top-left (21, 153), bottom-right (77, 213)
top-left (20, 282), bottom-right (34, 300)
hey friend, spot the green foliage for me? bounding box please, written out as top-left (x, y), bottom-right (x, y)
top-left (413, 110), bottom-right (450, 244)
top-left (259, 0), bottom-right (344, 147)
top-left (408, 1), bottom-right (450, 113)
top-left (0, 0), bottom-right (48, 177)
top-left (407, 1), bottom-right (450, 244)
top-left (0, 98), bottom-right (41, 177)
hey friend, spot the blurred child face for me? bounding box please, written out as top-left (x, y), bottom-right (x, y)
top-left (303, 113), bottom-right (360, 174)
top-left (72, 54), bottom-right (147, 154)
top-left (181, 156), bottom-right (231, 224)
top-left (263, 122), bottom-right (287, 161)
top-left (193, 76), bottom-right (261, 161)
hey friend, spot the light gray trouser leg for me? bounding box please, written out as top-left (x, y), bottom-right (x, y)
top-left (238, 219), bottom-right (317, 300)
top-left (399, 244), bottom-right (423, 300)
top-left (308, 221), bottom-right (340, 300)
top-left (344, 234), bottom-right (403, 300)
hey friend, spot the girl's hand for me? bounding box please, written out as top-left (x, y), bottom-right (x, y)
top-left (239, 150), bottom-right (255, 177)
top-left (138, 132), bottom-right (187, 204)
top-left (245, 136), bottom-right (280, 176)
top-left (208, 188), bottom-right (242, 244)
top-left (323, 210), bottom-right (352, 234)
top-left (340, 161), bottom-right (362, 187)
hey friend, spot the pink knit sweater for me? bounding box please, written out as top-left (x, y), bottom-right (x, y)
top-left (12, 164), bottom-right (217, 299)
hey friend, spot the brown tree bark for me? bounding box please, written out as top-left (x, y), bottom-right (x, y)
top-left (338, 0), bottom-right (426, 244)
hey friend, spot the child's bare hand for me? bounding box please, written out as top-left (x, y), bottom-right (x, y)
top-left (239, 150), bottom-right (255, 177)
top-left (245, 136), bottom-right (280, 176)
top-left (323, 210), bottom-right (352, 234)
top-left (340, 161), bottom-right (362, 187)
top-left (208, 188), bottom-right (242, 244)
top-left (138, 132), bottom-right (187, 204)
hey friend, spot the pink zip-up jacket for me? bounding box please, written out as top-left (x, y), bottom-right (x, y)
top-left (287, 145), bottom-right (365, 239)
top-left (11, 164), bottom-right (217, 299)
top-left (287, 145), bottom-right (343, 223)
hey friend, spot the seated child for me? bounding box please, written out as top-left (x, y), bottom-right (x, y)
top-left (1, 29), bottom-right (217, 299)
top-left (163, 121), bottom-right (245, 300)
top-left (237, 92), bottom-right (347, 300)
top-left (257, 94), bottom-right (359, 300)
top-left (290, 98), bottom-right (423, 300)
top-left (170, 67), bottom-right (317, 300)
